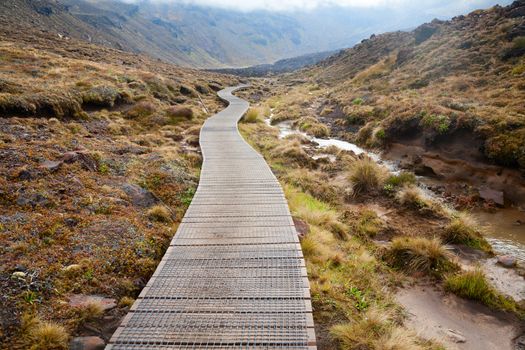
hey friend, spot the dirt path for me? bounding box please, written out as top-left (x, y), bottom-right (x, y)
top-left (396, 285), bottom-right (523, 350)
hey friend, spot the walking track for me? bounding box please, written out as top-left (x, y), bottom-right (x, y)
top-left (107, 87), bottom-right (317, 349)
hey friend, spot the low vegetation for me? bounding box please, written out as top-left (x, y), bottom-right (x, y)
top-left (442, 215), bottom-right (492, 252)
top-left (349, 158), bottom-right (386, 195)
top-left (0, 28), bottom-right (237, 347)
top-left (445, 269), bottom-right (518, 313)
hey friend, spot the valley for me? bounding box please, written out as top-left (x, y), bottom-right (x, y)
top-left (1, 0), bottom-right (525, 349)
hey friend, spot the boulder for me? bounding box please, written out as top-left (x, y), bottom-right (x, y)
top-left (70, 336), bottom-right (105, 350)
top-left (39, 160), bottom-right (62, 172)
top-left (478, 188), bottom-right (505, 206)
top-left (121, 183), bottom-right (158, 208)
top-left (293, 217), bottom-right (310, 238)
top-left (497, 255), bottom-right (517, 268)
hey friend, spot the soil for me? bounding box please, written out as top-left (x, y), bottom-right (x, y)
top-left (396, 285), bottom-right (524, 350)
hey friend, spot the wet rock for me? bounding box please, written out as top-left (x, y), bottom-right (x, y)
top-left (446, 329), bottom-right (466, 343)
top-left (478, 188), bottom-right (505, 206)
top-left (39, 160), bottom-right (62, 172)
top-left (497, 255), bottom-right (517, 268)
top-left (70, 336), bottom-right (105, 350)
top-left (69, 295), bottom-right (117, 311)
top-left (293, 217), bottom-right (310, 238)
top-left (121, 183), bottom-right (158, 208)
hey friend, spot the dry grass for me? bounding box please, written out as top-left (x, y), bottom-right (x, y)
top-left (147, 205), bottom-right (172, 223)
top-left (442, 214), bottom-right (492, 252)
top-left (20, 315), bottom-right (69, 350)
top-left (243, 108), bottom-right (260, 123)
top-left (349, 158), bottom-right (386, 195)
top-left (386, 237), bottom-right (457, 277)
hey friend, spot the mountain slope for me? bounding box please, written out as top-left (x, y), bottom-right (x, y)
top-left (271, 0), bottom-right (525, 204)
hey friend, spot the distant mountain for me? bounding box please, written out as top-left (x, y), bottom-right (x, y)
top-left (210, 50), bottom-right (340, 77)
top-left (0, 0), bottom-right (513, 68)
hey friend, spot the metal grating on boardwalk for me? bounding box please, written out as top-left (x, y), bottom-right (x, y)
top-left (106, 87), bottom-right (317, 349)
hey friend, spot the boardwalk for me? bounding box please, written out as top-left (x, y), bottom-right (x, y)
top-left (107, 87), bottom-right (316, 349)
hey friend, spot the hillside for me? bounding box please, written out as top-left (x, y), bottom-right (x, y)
top-left (269, 0), bottom-right (525, 205)
top-left (0, 0), bottom-right (353, 68)
top-left (0, 22), bottom-right (238, 348)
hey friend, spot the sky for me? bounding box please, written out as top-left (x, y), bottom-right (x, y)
top-left (137, 0), bottom-right (513, 14)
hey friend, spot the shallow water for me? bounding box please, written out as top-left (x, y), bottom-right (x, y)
top-left (267, 117), bottom-right (525, 263)
top-left (472, 208), bottom-right (525, 262)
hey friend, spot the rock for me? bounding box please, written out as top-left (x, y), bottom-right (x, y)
top-left (39, 160), bottom-right (62, 172)
top-left (62, 151), bottom-right (98, 171)
top-left (497, 255), bottom-right (517, 268)
top-left (446, 329), bottom-right (466, 343)
top-left (69, 295), bottom-right (117, 311)
top-left (11, 271), bottom-right (26, 280)
top-left (414, 23), bottom-right (439, 44)
top-left (63, 264), bottom-right (82, 273)
top-left (293, 217), bottom-right (310, 238)
top-left (70, 336), bottom-right (105, 350)
top-left (121, 183), bottom-right (158, 208)
top-left (16, 193), bottom-right (49, 207)
top-left (17, 168), bottom-right (33, 180)
top-left (478, 188), bottom-right (505, 206)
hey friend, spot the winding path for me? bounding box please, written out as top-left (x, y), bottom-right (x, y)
top-left (107, 87), bottom-right (317, 349)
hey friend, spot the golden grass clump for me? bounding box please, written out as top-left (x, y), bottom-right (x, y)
top-left (243, 108), bottom-right (260, 123)
top-left (442, 214), bottom-right (492, 252)
top-left (349, 158), bottom-right (386, 194)
top-left (386, 237), bottom-right (457, 277)
top-left (21, 314), bottom-right (69, 350)
top-left (147, 205), bottom-right (172, 223)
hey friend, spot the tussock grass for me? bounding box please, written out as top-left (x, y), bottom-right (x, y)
top-left (445, 269), bottom-right (517, 312)
top-left (386, 237), bottom-right (457, 277)
top-left (396, 185), bottom-right (445, 216)
top-left (349, 158), bottom-right (386, 194)
top-left (20, 314), bottom-right (69, 350)
top-left (147, 205), bottom-right (172, 223)
top-left (442, 214), bottom-right (492, 252)
top-left (243, 108), bottom-right (260, 123)
top-left (354, 210), bottom-right (383, 238)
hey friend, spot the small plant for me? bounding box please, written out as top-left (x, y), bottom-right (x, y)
top-left (147, 205), bottom-right (172, 223)
top-left (346, 286), bottom-right (369, 311)
top-left (300, 236), bottom-right (318, 258)
top-left (243, 108), bottom-right (260, 123)
top-left (375, 128), bottom-right (386, 140)
top-left (386, 237), bottom-right (457, 277)
top-left (119, 296), bottom-right (135, 308)
top-left (180, 187), bottom-right (196, 206)
top-left (445, 269), bottom-right (517, 312)
top-left (349, 158), bottom-right (386, 195)
top-left (421, 113), bottom-right (451, 134)
top-left (23, 290), bottom-right (39, 305)
top-left (352, 98), bottom-right (364, 105)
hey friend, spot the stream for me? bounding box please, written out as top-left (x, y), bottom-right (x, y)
top-left (266, 118), bottom-right (525, 265)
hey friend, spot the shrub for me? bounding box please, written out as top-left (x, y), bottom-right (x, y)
top-left (442, 215), bottom-right (492, 252)
top-left (125, 101), bottom-right (156, 119)
top-left (386, 237), bottom-right (457, 277)
top-left (349, 158), bottom-right (386, 194)
top-left (147, 205), bottom-right (171, 223)
top-left (243, 108), bottom-right (260, 123)
top-left (421, 113), bottom-right (451, 134)
top-left (445, 269), bottom-right (516, 312)
top-left (165, 106), bottom-right (193, 121)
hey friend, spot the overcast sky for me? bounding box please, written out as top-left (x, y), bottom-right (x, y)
top-left (139, 0), bottom-right (512, 14)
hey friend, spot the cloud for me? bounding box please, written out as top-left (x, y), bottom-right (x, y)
top-left (130, 0), bottom-right (510, 13)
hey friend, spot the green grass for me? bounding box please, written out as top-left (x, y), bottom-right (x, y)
top-left (445, 269), bottom-right (517, 313)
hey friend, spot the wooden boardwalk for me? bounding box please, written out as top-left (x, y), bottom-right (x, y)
top-left (107, 87), bottom-right (317, 349)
